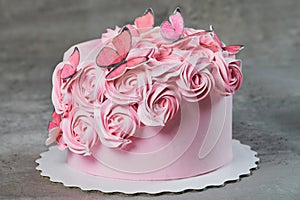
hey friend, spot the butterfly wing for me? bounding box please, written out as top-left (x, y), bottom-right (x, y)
top-left (69, 47), bottom-right (80, 67)
top-left (210, 25), bottom-right (223, 47)
top-left (105, 63), bottom-right (128, 80)
top-left (160, 7), bottom-right (184, 41)
top-left (61, 64), bottom-right (76, 79)
top-left (51, 111), bottom-right (61, 125)
top-left (160, 21), bottom-right (175, 40)
top-left (126, 24), bottom-right (139, 37)
top-left (223, 45), bottom-right (244, 54)
top-left (112, 27), bottom-right (132, 59)
top-left (126, 56), bottom-right (148, 69)
top-left (105, 57), bottom-right (148, 80)
top-left (96, 47), bottom-right (123, 68)
top-left (134, 8), bottom-right (154, 33)
top-left (46, 111), bottom-right (61, 146)
top-left (48, 120), bottom-right (58, 131)
top-left (169, 7), bottom-right (184, 36)
top-left (46, 121), bottom-right (61, 145)
top-left (61, 47), bottom-right (80, 79)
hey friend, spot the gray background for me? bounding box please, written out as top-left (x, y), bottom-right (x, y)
top-left (0, 0), bottom-right (299, 199)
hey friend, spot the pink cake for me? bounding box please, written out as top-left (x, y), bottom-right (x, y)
top-left (46, 8), bottom-right (243, 181)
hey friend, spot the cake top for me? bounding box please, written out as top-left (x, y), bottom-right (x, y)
top-left (46, 7), bottom-right (243, 155)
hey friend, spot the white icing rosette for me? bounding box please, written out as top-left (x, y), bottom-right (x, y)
top-left (94, 100), bottom-right (139, 148)
top-left (137, 83), bottom-right (181, 126)
top-left (71, 65), bottom-right (106, 111)
top-left (61, 107), bottom-right (98, 156)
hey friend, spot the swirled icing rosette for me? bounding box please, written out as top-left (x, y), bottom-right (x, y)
top-left (61, 107), bottom-right (98, 156)
top-left (94, 100), bottom-right (139, 148)
top-left (137, 83), bottom-right (181, 126)
top-left (104, 65), bottom-right (151, 105)
top-left (212, 52), bottom-right (243, 95)
top-left (177, 64), bottom-right (214, 102)
top-left (71, 65), bottom-right (106, 111)
top-left (46, 7), bottom-right (243, 153)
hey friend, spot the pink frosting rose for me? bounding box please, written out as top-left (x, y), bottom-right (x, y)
top-left (105, 67), bottom-right (151, 105)
top-left (212, 52), bottom-right (243, 95)
top-left (147, 59), bottom-right (181, 83)
top-left (225, 57), bottom-right (243, 92)
top-left (138, 27), bottom-right (166, 47)
top-left (137, 84), bottom-right (181, 126)
top-left (71, 65), bottom-right (106, 111)
top-left (148, 30), bottom-right (216, 84)
top-left (149, 46), bottom-right (188, 83)
top-left (51, 62), bottom-right (74, 116)
top-left (198, 32), bottom-right (222, 52)
top-left (94, 100), bottom-right (139, 148)
top-left (177, 61), bottom-right (214, 102)
top-left (61, 107), bottom-right (98, 155)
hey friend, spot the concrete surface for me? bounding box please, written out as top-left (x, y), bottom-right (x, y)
top-left (0, 0), bottom-right (299, 199)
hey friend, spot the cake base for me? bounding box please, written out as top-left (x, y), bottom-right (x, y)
top-left (36, 139), bottom-right (259, 194)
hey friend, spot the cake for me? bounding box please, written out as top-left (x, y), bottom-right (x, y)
top-left (46, 7), bottom-right (243, 181)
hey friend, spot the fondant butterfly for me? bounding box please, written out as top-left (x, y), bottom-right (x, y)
top-left (96, 27), bottom-right (150, 80)
top-left (60, 47), bottom-right (80, 79)
top-left (160, 7), bottom-right (184, 41)
top-left (210, 25), bottom-right (244, 54)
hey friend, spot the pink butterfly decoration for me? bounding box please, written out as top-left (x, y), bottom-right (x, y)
top-left (134, 8), bottom-right (154, 33)
top-left (160, 7), bottom-right (184, 41)
top-left (60, 47), bottom-right (80, 79)
top-left (126, 8), bottom-right (154, 37)
top-left (46, 111), bottom-right (61, 145)
top-left (96, 27), bottom-right (149, 80)
top-left (223, 45), bottom-right (244, 54)
top-left (210, 25), bottom-right (244, 54)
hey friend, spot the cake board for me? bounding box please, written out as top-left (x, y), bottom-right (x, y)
top-left (36, 139), bottom-right (259, 194)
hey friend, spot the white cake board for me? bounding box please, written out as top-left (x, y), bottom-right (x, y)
top-left (36, 139), bottom-right (259, 194)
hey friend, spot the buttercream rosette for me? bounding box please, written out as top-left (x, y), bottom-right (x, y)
top-left (46, 8), bottom-right (243, 155)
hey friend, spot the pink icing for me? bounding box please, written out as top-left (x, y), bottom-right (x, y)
top-left (177, 63), bottom-right (214, 102)
top-left (61, 107), bottom-right (98, 156)
top-left (104, 66), bottom-right (150, 105)
top-left (71, 65), bottom-right (106, 112)
top-left (212, 52), bottom-right (243, 95)
top-left (94, 100), bottom-right (139, 148)
top-left (137, 83), bottom-right (180, 126)
top-left (67, 94), bottom-right (232, 180)
top-left (47, 8), bottom-right (243, 180)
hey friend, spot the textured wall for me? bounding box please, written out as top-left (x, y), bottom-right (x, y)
top-left (0, 0), bottom-right (299, 199)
